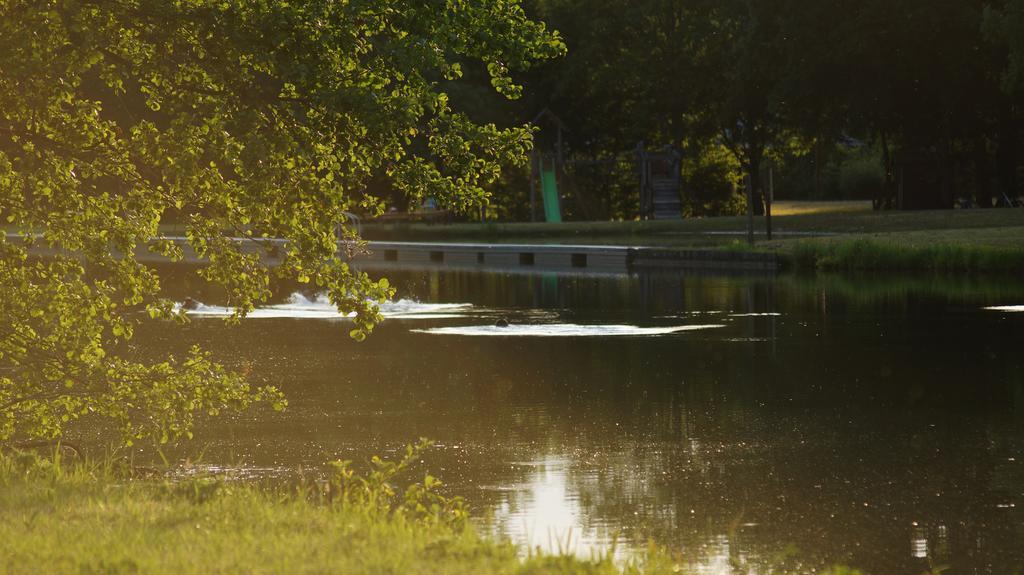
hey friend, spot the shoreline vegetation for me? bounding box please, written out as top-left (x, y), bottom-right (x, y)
top-left (0, 447), bottom-right (863, 575)
top-left (11, 202), bottom-right (1024, 274)
top-left (353, 201), bottom-right (1024, 274)
top-left (783, 238), bottom-right (1024, 273)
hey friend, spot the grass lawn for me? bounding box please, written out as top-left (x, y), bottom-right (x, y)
top-left (0, 450), bottom-right (666, 575)
top-left (766, 201), bottom-right (872, 216)
top-left (360, 201), bottom-right (1024, 247)
top-left (0, 449), bottom-right (864, 575)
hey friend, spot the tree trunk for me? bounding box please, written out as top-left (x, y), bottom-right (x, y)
top-left (814, 139), bottom-right (822, 200)
top-left (996, 113), bottom-right (1019, 206)
top-left (877, 131), bottom-right (895, 210)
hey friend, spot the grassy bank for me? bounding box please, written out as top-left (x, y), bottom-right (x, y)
top-left (359, 201), bottom-right (1024, 273)
top-left (779, 237), bottom-right (1024, 273)
top-left (0, 448), bottom-right (864, 575)
top-left (0, 449), bottom-right (660, 575)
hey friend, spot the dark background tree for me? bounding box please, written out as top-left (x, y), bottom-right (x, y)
top-left (467, 0), bottom-right (1024, 220)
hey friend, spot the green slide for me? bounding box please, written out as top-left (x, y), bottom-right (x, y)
top-left (540, 166), bottom-right (562, 223)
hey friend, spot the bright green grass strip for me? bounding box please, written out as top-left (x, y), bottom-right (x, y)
top-left (784, 238), bottom-right (1024, 273)
top-left (0, 451), bottom-right (865, 575)
top-left (0, 452), bottom-right (670, 575)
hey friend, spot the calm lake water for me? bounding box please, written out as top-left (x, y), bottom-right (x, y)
top-left (133, 267), bottom-right (1024, 574)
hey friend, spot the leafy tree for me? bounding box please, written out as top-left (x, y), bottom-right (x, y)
top-left (520, 0), bottom-right (740, 218)
top-left (527, 0), bottom-right (797, 217)
top-left (984, 0), bottom-right (1024, 203)
top-left (0, 0), bottom-right (562, 444)
top-left (985, 0), bottom-right (1024, 96)
top-left (528, 0), bottom-right (724, 153)
top-left (520, 0), bottom-right (1024, 215)
top-left (680, 143), bottom-right (745, 217)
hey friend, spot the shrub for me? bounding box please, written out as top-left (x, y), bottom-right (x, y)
top-left (682, 144), bottom-right (746, 217)
top-left (838, 154), bottom-right (885, 200)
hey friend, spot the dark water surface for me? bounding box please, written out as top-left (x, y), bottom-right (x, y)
top-left (133, 268), bottom-right (1024, 573)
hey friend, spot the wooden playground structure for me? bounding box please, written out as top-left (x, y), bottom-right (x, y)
top-left (529, 110), bottom-right (685, 223)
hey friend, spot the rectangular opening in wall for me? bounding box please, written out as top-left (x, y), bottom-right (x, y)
top-left (571, 253), bottom-right (588, 268)
top-left (519, 253), bottom-right (535, 266)
top-left (429, 251), bottom-right (444, 263)
top-left (384, 249), bottom-right (398, 261)
top-left (477, 252), bottom-right (485, 264)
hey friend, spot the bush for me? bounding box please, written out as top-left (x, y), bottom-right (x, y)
top-left (838, 153), bottom-right (885, 200)
top-left (681, 144), bottom-right (746, 217)
top-left (773, 141), bottom-right (884, 201)
top-left (565, 156), bottom-right (643, 220)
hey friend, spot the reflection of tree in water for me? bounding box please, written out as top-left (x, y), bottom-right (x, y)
top-left (367, 268), bottom-right (1024, 319)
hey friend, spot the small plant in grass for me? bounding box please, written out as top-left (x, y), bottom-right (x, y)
top-left (326, 438), bottom-right (469, 528)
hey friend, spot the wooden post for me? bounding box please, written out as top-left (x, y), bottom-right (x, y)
top-left (556, 123), bottom-right (564, 169)
top-left (529, 151), bottom-right (537, 222)
top-left (765, 165), bottom-right (773, 240)
top-left (636, 142), bottom-right (647, 220)
top-left (746, 173), bottom-right (754, 245)
top-left (813, 139), bottom-right (821, 200)
top-left (555, 128), bottom-right (563, 220)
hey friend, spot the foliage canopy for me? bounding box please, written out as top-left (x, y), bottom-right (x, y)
top-left (0, 0), bottom-right (563, 444)
top-left (519, 0), bottom-right (1023, 214)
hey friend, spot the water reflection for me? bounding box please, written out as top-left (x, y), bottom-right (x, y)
top-left (489, 457), bottom-right (605, 557)
top-left (122, 267), bottom-right (1024, 573)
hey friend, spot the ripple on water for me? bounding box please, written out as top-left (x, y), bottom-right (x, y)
top-left (410, 324), bottom-right (726, 337)
top-left (178, 292), bottom-right (474, 320)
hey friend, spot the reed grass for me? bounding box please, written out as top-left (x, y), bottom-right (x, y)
top-left (784, 238), bottom-right (1024, 273)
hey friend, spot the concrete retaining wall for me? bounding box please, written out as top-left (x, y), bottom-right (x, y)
top-left (10, 233), bottom-right (778, 274)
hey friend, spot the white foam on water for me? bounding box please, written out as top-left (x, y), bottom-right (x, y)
top-left (728, 312), bottom-right (782, 317)
top-left (653, 311), bottom-right (724, 319)
top-left (279, 292), bottom-right (473, 315)
top-left (380, 299), bottom-right (474, 316)
top-left (410, 323), bottom-right (726, 337)
top-left (179, 293), bottom-right (474, 320)
top-left (985, 305), bottom-right (1024, 312)
top-left (385, 313), bottom-right (471, 320)
top-left (182, 303), bottom-right (343, 319)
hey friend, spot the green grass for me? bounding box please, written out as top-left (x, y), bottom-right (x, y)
top-left (0, 448), bottom-right (866, 575)
top-left (767, 201), bottom-right (872, 216)
top-left (0, 449), bottom-right (660, 574)
top-left (780, 236), bottom-right (1024, 273)
top-left (361, 202), bottom-right (1024, 244)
